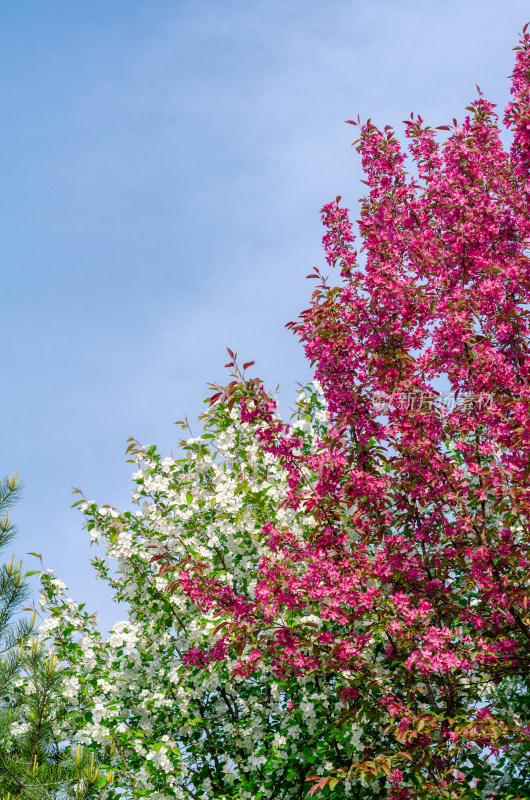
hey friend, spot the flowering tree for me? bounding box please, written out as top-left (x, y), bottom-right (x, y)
top-left (38, 25), bottom-right (530, 800)
top-left (39, 386), bottom-right (400, 799)
top-left (191, 27), bottom-right (530, 799)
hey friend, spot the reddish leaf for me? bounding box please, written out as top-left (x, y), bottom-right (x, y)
top-left (211, 621), bottom-right (229, 636)
top-left (308, 777), bottom-right (330, 796)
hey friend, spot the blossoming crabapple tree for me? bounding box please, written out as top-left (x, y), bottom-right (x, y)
top-left (182, 27), bottom-right (530, 799)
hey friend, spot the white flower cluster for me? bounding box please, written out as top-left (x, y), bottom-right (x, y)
top-left (35, 384), bottom-right (377, 799)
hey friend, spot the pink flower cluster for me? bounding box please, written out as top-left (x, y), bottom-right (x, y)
top-left (174, 27), bottom-right (530, 796)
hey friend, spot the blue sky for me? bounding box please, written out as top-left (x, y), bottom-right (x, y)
top-left (2, 0), bottom-right (528, 630)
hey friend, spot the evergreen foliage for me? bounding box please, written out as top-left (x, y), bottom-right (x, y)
top-left (0, 473), bottom-right (106, 799)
